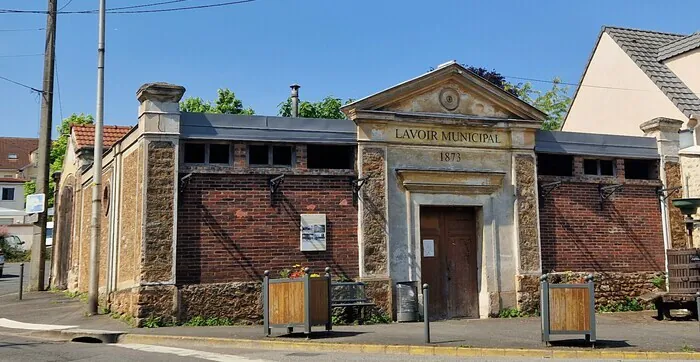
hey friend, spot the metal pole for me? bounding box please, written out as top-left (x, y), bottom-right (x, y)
top-left (30, 0), bottom-right (58, 292)
top-left (696, 292), bottom-right (699, 332)
top-left (88, 0), bottom-right (106, 315)
top-left (19, 263), bottom-right (25, 301)
top-left (423, 283), bottom-right (430, 344)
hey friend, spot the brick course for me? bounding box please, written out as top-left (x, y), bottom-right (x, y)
top-left (539, 181), bottom-right (664, 273)
top-left (176, 173), bottom-right (358, 284)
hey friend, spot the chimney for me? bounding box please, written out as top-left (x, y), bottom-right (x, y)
top-left (290, 83), bottom-right (300, 117)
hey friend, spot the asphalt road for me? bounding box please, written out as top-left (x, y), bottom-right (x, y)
top-left (0, 262), bottom-right (49, 298)
top-left (0, 334), bottom-right (693, 362)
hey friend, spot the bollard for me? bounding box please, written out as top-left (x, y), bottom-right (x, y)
top-left (19, 263), bottom-right (24, 301)
top-left (423, 283), bottom-right (430, 344)
top-left (696, 292), bottom-right (699, 332)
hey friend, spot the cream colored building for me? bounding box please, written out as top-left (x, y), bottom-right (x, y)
top-left (563, 27), bottom-right (699, 136)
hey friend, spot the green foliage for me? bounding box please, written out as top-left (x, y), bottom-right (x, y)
top-left (24, 113), bottom-right (94, 207)
top-left (142, 315), bottom-right (164, 328)
top-left (506, 79), bottom-right (571, 131)
top-left (496, 307), bottom-right (532, 318)
top-left (331, 307), bottom-right (391, 325)
top-left (597, 297), bottom-right (645, 313)
top-left (0, 232), bottom-right (29, 262)
top-left (278, 96), bottom-right (353, 119)
top-left (364, 312), bottom-right (392, 325)
top-left (183, 316), bottom-right (234, 327)
top-left (110, 311), bottom-right (135, 327)
top-left (652, 274), bottom-right (666, 290)
top-left (180, 89), bottom-right (254, 115)
top-left (681, 344), bottom-right (695, 352)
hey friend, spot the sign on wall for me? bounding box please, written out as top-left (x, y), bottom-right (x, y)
top-left (300, 214), bottom-right (327, 251)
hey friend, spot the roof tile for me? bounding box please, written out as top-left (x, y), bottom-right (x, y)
top-left (72, 125), bottom-right (132, 151)
top-left (0, 137), bottom-right (38, 170)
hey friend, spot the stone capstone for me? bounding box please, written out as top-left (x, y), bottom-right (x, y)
top-left (136, 82), bottom-right (186, 103)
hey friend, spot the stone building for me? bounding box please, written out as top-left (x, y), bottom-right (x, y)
top-left (53, 62), bottom-right (673, 324)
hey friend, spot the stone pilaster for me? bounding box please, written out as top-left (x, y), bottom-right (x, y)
top-left (358, 146), bottom-right (392, 315)
top-left (135, 83), bottom-right (185, 324)
top-left (640, 117), bottom-right (685, 249)
top-left (514, 153), bottom-right (541, 313)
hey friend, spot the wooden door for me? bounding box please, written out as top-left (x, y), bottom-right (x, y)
top-left (420, 206), bottom-right (478, 320)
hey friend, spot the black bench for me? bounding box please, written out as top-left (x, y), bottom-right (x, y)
top-left (331, 282), bottom-right (376, 324)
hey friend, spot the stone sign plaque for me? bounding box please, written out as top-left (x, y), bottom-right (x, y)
top-left (386, 125), bottom-right (510, 148)
top-left (300, 214), bottom-right (327, 251)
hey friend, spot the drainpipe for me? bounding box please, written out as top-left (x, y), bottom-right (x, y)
top-left (290, 84), bottom-right (300, 117)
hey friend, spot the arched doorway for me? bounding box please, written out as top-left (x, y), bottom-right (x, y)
top-left (54, 177), bottom-right (74, 289)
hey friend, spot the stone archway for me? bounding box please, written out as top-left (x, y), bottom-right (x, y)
top-left (54, 176), bottom-right (75, 289)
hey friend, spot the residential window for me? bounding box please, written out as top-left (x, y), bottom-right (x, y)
top-left (3, 174), bottom-right (14, 178)
top-left (583, 159), bottom-right (615, 176)
top-left (625, 159), bottom-right (658, 180)
top-left (7, 153), bottom-right (17, 160)
top-left (536, 154), bottom-right (573, 176)
top-left (1, 187), bottom-right (15, 201)
top-left (183, 143), bottom-right (231, 165)
top-left (308, 145), bottom-right (355, 169)
top-left (248, 145), bottom-right (294, 167)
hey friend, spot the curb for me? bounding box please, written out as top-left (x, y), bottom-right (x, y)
top-left (119, 334), bottom-right (700, 360)
top-left (30, 329), bottom-right (125, 344)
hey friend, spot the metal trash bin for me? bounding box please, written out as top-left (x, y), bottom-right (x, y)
top-left (396, 281), bottom-right (418, 322)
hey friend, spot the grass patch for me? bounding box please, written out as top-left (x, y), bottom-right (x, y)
top-left (495, 307), bottom-right (537, 318)
top-left (681, 344), bottom-right (695, 352)
top-left (597, 297), bottom-right (645, 313)
top-left (183, 316), bottom-right (235, 327)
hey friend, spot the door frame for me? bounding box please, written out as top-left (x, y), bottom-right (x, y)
top-left (406, 192), bottom-right (494, 319)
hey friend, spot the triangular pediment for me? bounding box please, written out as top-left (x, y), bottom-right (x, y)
top-left (342, 62), bottom-right (547, 122)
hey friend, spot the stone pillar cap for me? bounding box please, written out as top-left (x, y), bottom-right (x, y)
top-left (137, 82), bottom-right (186, 103)
top-left (640, 117), bottom-right (684, 134)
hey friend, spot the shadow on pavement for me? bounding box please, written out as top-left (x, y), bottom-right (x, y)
top-left (549, 339), bottom-right (632, 349)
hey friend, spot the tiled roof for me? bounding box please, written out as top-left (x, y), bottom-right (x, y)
top-left (0, 177), bottom-right (28, 183)
top-left (72, 125), bottom-right (132, 151)
top-left (604, 26), bottom-right (700, 117)
top-left (0, 137), bottom-right (38, 170)
top-left (658, 32), bottom-right (700, 61)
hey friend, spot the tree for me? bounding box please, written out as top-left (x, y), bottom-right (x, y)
top-left (278, 96), bottom-right (352, 119)
top-left (24, 113), bottom-right (94, 207)
top-left (462, 65), bottom-right (571, 130)
top-left (180, 88), bottom-right (254, 115)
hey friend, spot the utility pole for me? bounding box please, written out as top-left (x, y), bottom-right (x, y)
top-left (30, 0), bottom-right (58, 292)
top-left (88, 0), bottom-right (106, 315)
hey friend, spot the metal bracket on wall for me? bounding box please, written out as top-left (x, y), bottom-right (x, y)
top-left (538, 181), bottom-right (562, 207)
top-left (269, 174), bottom-right (285, 205)
top-left (656, 186), bottom-right (682, 202)
top-left (599, 183), bottom-right (623, 210)
top-left (351, 175), bottom-right (370, 206)
top-left (179, 173), bottom-right (193, 197)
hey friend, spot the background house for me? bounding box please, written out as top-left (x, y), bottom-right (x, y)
top-left (0, 137), bottom-right (38, 248)
top-left (563, 26), bottom-right (700, 136)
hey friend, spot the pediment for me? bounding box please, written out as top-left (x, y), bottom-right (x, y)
top-left (342, 62), bottom-right (546, 122)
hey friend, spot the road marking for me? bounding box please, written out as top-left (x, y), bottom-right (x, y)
top-left (0, 318), bottom-right (77, 331)
top-left (115, 343), bottom-right (271, 362)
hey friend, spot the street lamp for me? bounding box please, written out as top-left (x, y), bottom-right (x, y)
top-left (671, 198), bottom-right (700, 248)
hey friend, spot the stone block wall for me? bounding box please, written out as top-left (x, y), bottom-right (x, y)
top-left (539, 180), bottom-right (664, 273)
top-left (547, 271), bottom-right (664, 308)
top-left (117, 147), bottom-right (142, 289)
top-left (178, 282), bottom-right (262, 324)
top-left (360, 147), bottom-right (387, 277)
top-left (78, 184), bottom-right (92, 292)
top-left (99, 169), bottom-right (113, 290)
top-left (665, 161), bottom-right (687, 248)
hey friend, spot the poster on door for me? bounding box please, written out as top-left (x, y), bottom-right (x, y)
top-left (423, 239), bottom-right (435, 257)
top-left (300, 214), bottom-right (327, 251)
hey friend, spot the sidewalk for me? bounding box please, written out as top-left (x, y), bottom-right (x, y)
top-left (1, 290), bottom-right (698, 358)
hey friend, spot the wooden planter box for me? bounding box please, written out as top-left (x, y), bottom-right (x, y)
top-left (540, 274), bottom-right (596, 345)
top-left (263, 269), bottom-right (331, 336)
top-left (668, 248), bottom-right (700, 294)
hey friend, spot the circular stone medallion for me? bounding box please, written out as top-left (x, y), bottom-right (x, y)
top-left (439, 88), bottom-right (460, 111)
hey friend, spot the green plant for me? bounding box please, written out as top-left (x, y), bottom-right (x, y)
top-left (597, 297), bottom-right (645, 313)
top-left (0, 233), bottom-right (30, 262)
top-left (497, 307), bottom-right (530, 318)
top-left (142, 315), bottom-right (165, 328)
top-left (651, 275), bottom-right (666, 290)
top-left (183, 316), bottom-right (234, 327)
top-left (681, 345), bottom-right (695, 352)
top-left (364, 312), bottom-right (392, 325)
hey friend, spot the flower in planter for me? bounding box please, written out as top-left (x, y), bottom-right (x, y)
top-left (279, 264), bottom-right (321, 279)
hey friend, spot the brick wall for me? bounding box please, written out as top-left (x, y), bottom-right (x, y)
top-left (539, 180), bottom-right (664, 272)
top-left (176, 173), bottom-right (358, 284)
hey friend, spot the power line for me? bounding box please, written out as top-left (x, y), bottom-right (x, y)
top-left (0, 53), bottom-right (44, 58)
top-left (0, 0), bottom-right (257, 15)
top-left (58, 0), bottom-right (74, 12)
top-left (503, 74), bottom-right (700, 96)
top-left (0, 27), bottom-right (44, 32)
top-left (0, 75), bottom-right (42, 93)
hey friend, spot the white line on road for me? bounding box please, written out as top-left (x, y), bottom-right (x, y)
top-left (0, 318), bottom-right (77, 331)
top-left (115, 344), bottom-right (271, 362)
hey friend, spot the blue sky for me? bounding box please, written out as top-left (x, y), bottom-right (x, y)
top-left (1, 0), bottom-right (698, 138)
